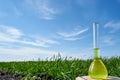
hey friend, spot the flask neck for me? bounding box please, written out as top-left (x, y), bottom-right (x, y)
top-left (94, 48), bottom-right (100, 59)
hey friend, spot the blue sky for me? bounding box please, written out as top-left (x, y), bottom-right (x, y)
top-left (0, 0), bottom-right (120, 61)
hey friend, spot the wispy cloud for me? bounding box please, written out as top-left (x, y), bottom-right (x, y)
top-left (0, 47), bottom-right (58, 61)
top-left (0, 25), bottom-right (23, 39)
top-left (76, 0), bottom-right (98, 8)
top-left (104, 21), bottom-right (120, 33)
top-left (0, 8), bottom-right (22, 20)
top-left (64, 37), bottom-right (83, 41)
top-left (57, 28), bottom-right (88, 41)
top-left (24, 0), bottom-right (57, 20)
top-left (58, 28), bottom-right (88, 37)
top-left (61, 47), bottom-right (93, 60)
top-left (13, 6), bottom-right (23, 16)
top-left (102, 36), bottom-right (115, 46)
top-left (0, 25), bottom-right (58, 47)
top-left (0, 25), bottom-right (59, 61)
top-left (0, 47), bottom-right (57, 55)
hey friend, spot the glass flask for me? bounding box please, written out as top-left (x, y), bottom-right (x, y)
top-left (88, 22), bottom-right (108, 79)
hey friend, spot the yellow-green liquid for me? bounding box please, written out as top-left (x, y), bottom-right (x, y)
top-left (88, 58), bottom-right (108, 79)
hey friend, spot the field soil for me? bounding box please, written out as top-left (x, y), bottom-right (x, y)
top-left (0, 71), bottom-right (54, 80)
top-left (0, 71), bottom-right (24, 80)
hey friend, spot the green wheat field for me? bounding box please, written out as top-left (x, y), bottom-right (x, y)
top-left (0, 55), bottom-right (120, 80)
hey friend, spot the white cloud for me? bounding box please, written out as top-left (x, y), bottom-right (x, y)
top-left (0, 25), bottom-right (23, 39)
top-left (0, 47), bottom-right (58, 61)
top-left (0, 25), bottom-right (59, 61)
top-left (64, 37), bottom-right (84, 41)
top-left (0, 47), bottom-right (57, 55)
top-left (102, 37), bottom-right (115, 46)
top-left (0, 5), bottom-right (22, 18)
top-left (34, 36), bottom-right (59, 44)
top-left (13, 6), bottom-right (23, 16)
top-left (100, 35), bottom-right (116, 46)
top-left (0, 25), bottom-right (58, 47)
top-left (104, 21), bottom-right (120, 33)
top-left (39, 3), bottom-right (56, 20)
top-left (19, 40), bottom-right (50, 47)
top-left (77, 0), bottom-right (98, 8)
top-left (58, 28), bottom-right (88, 41)
top-left (19, 38), bottom-right (58, 47)
top-left (60, 47), bottom-right (93, 60)
top-left (24, 0), bottom-right (57, 20)
top-left (58, 28), bottom-right (88, 37)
